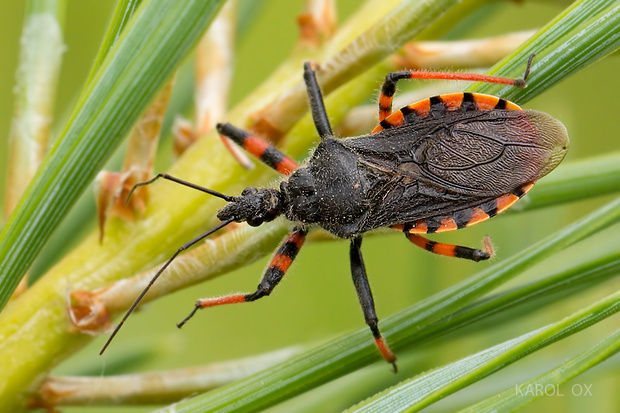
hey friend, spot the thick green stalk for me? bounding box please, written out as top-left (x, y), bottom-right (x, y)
top-left (4, 0), bottom-right (66, 217)
top-left (78, 228), bottom-right (620, 408)
top-left (0, 1), bottom-right (225, 410)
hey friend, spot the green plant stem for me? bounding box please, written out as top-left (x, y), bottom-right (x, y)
top-left (469, 0), bottom-right (620, 100)
top-left (64, 227), bottom-right (620, 408)
top-left (260, 0), bottom-right (464, 134)
top-left (238, 233), bottom-right (618, 413)
top-left (412, 240), bottom-right (619, 345)
top-left (4, 0), bottom-right (66, 217)
top-left (97, 220), bottom-right (290, 314)
top-left (35, 346), bottom-right (302, 406)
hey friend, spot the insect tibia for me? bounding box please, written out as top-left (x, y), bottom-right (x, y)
top-left (216, 187), bottom-right (283, 226)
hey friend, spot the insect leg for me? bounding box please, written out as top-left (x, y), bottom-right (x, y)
top-left (377, 55), bottom-right (534, 122)
top-left (303, 62), bottom-right (333, 139)
top-left (404, 232), bottom-right (492, 262)
top-left (350, 236), bottom-right (397, 372)
top-left (177, 227), bottom-right (307, 327)
top-left (216, 123), bottom-right (299, 176)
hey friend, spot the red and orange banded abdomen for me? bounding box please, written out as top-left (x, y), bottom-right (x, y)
top-left (373, 92), bottom-right (523, 134)
top-left (391, 182), bottom-right (535, 235)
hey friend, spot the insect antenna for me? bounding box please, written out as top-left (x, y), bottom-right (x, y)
top-left (100, 173), bottom-right (239, 355)
top-left (100, 218), bottom-right (234, 355)
top-left (125, 173), bottom-right (238, 203)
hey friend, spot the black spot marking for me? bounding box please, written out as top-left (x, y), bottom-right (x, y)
top-left (453, 208), bottom-right (473, 229)
top-left (480, 198), bottom-right (498, 218)
top-left (512, 183), bottom-right (531, 198)
top-left (461, 93), bottom-right (477, 112)
top-left (379, 118), bottom-right (395, 130)
top-left (260, 146), bottom-right (284, 170)
top-left (425, 240), bottom-right (437, 252)
top-left (279, 241), bottom-right (301, 259)
top-left (429, 96), bottom-right (447, 118)
top-left (426, 217), bottom-right (441, 234)
top-left (399, 105), bottom-right (419, 124)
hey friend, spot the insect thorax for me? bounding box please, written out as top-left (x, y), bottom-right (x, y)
top-left (216, 138), bottom-right (370, 236)
top-left (280, 139), bottom-right (371, 238)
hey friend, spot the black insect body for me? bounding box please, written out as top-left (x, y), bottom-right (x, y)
top-left (276, 109), bottom-right (565, 238)
top-left (102, 59), bottom-right (569, 371)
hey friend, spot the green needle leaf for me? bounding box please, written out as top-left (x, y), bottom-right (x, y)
top-left (458, 330), bottom-right (620, 412)
top-left (346, 294), bottom-right (620, 412)
top-left (0, 0), bottom-right (225, 312)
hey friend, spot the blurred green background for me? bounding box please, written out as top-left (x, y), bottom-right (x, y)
top-left (0, 1), bottom-right (618, 412)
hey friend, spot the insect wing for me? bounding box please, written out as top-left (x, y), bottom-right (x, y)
top-left (393, 109), bottom-right (566, 197)
top-left (344, 108), bottom-right (568, 231)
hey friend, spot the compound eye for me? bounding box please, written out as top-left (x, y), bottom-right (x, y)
top-left (286, 169), bottom-right (316, 197)
top-left (241, 187), bottom-right (258, 196)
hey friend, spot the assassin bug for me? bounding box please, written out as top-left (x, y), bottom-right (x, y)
top-left (101, 56), bottom-right (568, 371)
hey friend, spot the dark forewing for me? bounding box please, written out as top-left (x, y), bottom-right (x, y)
top-left (341, 109), bottom-right (557, 231)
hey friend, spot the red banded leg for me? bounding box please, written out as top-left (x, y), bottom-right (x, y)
top-left (378, 55), bottom-right (534, 121)
top-left (401, 231), bottom-right (493, 262)
top-left (350, 236), bottom-right (397, 372)
top-left (216, 123), bottom-right (299, 176)
top-left (177, 227), bottom-right (307, 327)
